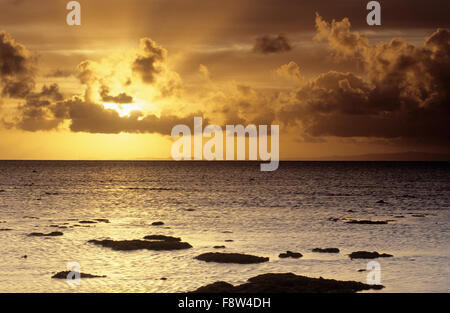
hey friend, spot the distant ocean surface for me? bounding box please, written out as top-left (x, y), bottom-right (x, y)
top-left (0, 161), bottom-right (449, 293)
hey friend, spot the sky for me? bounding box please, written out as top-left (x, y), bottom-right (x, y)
top-left (0, 0), bottom-right (449, 160)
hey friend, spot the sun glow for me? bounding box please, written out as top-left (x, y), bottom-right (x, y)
top-left (102, 102), bottom-right (144, 117)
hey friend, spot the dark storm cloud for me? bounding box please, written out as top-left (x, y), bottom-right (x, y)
top-left (100, 86), bottom-right (133, 104)
top-left (14, 84), bottom-right (64, 131)
top-left (281, 17), bottom-right (450, 144)
top-left (253, 34), bottom-right (292, 54)
top-left (0, 31), bottom-right (34, 98)
top-left (13, 94), bottom-right (208, 135)
top-left (132, 38), bottom-right (167, 84)
top-left (65, 100), bottom-right (205, 135)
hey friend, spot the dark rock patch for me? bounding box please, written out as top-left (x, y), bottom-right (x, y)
top-left (88, 239), bottom-right (192, 251)
top-left (195, 252), bottom-right (269, 264)
top-left (412, 214), bottom-right (426, 217)
top-left (79, 220), bottom-right (97, 224)
top-left (349, 251), bottom-right (393, 259)
top-left (94, 219), bottom-right (110, 223)
top-left (192, 273), bottom-right (384, 293)
top-left (394, 215), bottom-right (405, 218)
top-left (279, 251), bottom-right (303, 259)
top-left (0, 228), bottom-right (13, 231)
top-left (49, 225), bottom-right (68, 229)
top-left (184, 209), bottom-right (195, 212)
top-left (328, 217), bottom-right (340, 222)
top-left (214, 246), bottom-right (226, 249)
top-left (312, 248), bottom-right (340, 253)
top-left (52, 271), bottom-right (106, 279)
top-left (225, 239), bottom-right (234, 242)
top-left (28, 231), bottom-right (63, 237)
top-left (345, 219), bottom-right (389, 225)
top-left (143, 235), bottom-right (181, 242)
top-left (376, 200), bottom-right (387, 204)
top-left (358, 269), bottom-right (366, 272)
top-left (151, 221), bottom-right (165, 226)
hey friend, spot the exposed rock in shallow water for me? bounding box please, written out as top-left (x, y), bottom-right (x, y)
top-left (94, 219), bottom-right (110, 223)
top-left (195, 252), bottom-right (269, 264)
top-left (345, 219), bottom-right (389, 225)
top-left (349, 251), bottom-right (393, 259)
top-left (143, 235), bottom-right (181, 242)
top-left (312, 248), bottom-right (340, 253)
top-left (28, 231), bottom-right (63, 237)
top-left (52, 271), bottom-right (106, 279)
top-left (192, 273), bottom-right (384, 293)
top-left (49, 225), bottom-right (68, 229)
top-left (88, 239), bottom-right (192, 251)
top-left (151, 221), bottom-right (165, 226)
top-left (279, 251), bottom-right (302, 259)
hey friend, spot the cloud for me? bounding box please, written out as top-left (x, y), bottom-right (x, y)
top-left (99, 86), bottom-right (133, 104)
top-left (12, 92), bottom-right (209, 135)
top-left (3, 17), bottom-right (449, 148)
top-left (314, 13), bottom-right (369, 59)
top-left (14, 84), bottom-right (64, 131)
top-left (0, 31), bottom-right (34, 98)
top-left (280, 16), bottom-right (450, 144)
top-left (201, 83), bottom-right (277, 126)
top-left (132, 38), bottom-right (167, 84)
top-left (276, 61), bottom-right (303, 81)
top-left (59, 98), bottom-right (206, 135)
top-left (198, 64), bottom-right (211, 80)
top-left (1, 33), bottom-right (201, 135)
top-left (253, 34), bottom-right (292, 54)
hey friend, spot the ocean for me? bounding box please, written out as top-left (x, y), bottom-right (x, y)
top-left (0, 161), bottom-right (449, 292)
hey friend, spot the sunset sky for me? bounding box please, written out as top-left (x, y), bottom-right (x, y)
top-left (0, 0), bottom-right (449, 160)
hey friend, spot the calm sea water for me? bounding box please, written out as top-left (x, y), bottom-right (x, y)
top-left (0, 161), bottom-right (449, 293)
